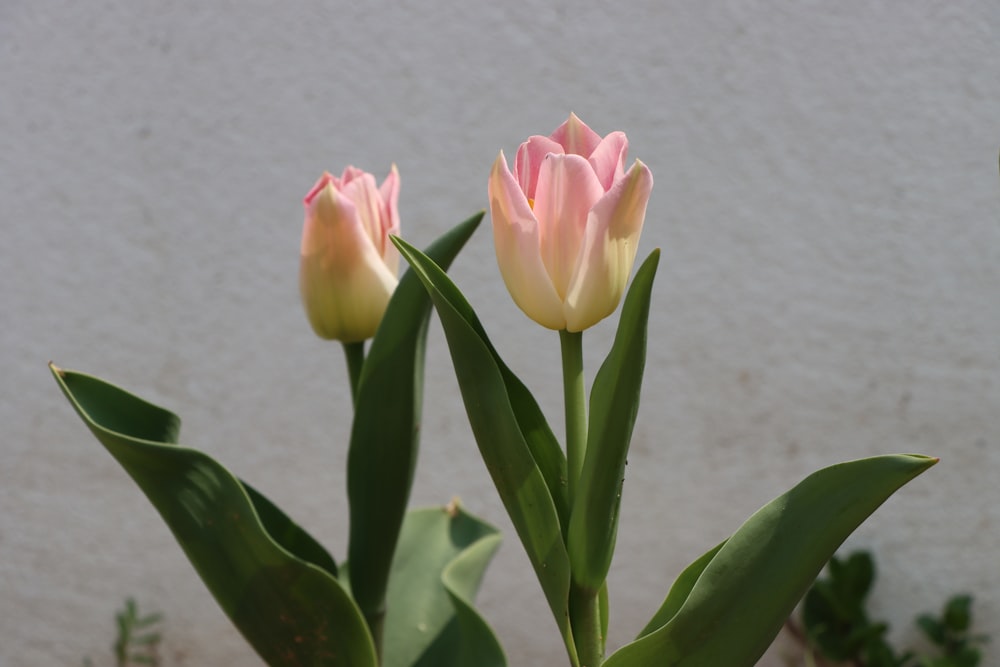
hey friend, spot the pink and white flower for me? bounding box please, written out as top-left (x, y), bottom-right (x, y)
top-left (300, 166), bottom-right (400, 342)
top-left (489, 113), bottom-right (653, 331)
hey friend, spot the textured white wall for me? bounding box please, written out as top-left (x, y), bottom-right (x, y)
top-left (2, 2), bottom-right (998, 665)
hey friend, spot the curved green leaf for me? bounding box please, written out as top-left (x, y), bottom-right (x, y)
top-left (605, 454), bottom-right (937, 667)
top-left (440, 535), bottom-right (507, 667)
top-left (497, 366), bottom-right (570, 539)
top-left (635, 541), bottom-right (725, 639)
top-left (391, 237), bottom-right (578, 665)
top-left (51, 365), bottom-right (376, 667)
top-left (347, 212), bottom-right (483, 631)
top-left (243, 481), bottom-right (339, 578)
top-left (567, 250), bottom-right (659, 593)
top-left (383, 503), bottom-right (505, 667)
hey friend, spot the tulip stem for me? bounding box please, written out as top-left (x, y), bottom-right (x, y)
top-left (560, 329), bottom-right (587, 507)
top-left (342, 341), bottom-right (366, 407)
top-left (570, 583), bottom-right (604, 667)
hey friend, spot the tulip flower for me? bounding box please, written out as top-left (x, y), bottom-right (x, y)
top-left (489, 113), bottom-right (653, 332)
top-left (300, 165), bottom-right (400, 342)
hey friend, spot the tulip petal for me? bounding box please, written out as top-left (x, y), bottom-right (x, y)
top-left (514, 135), bottom-right (564, 201)
top-left (550, 112), bottom-right (602, 157)
top-left (340, 171), bottom-right (384, 255)
top-left (588, 130), bottom-right (628, 190)
top-left (533, 153), bottom-right (605, 300)
top-left (378, 164), bottom-right (401, 237)
top-left (378, 164), bottom-right (401, 274)
top-left (339, 165), bottom-right (368, 186)
top-left (564, 160), bottom-right (653, 332)
top-left (489, 152), bottom-right (566, 330)
top-left (300, 254), bottom-right (398, 342)
top-left (301, 185), bottom-right (399, 342)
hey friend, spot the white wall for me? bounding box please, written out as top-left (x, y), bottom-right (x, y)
top-left (2, 2), bottom-right (998, 665)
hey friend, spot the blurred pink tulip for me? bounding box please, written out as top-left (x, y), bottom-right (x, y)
top-left (489, 113), bottom-right (653, 332)
top-left (300, 165), bottom-right (400, 342)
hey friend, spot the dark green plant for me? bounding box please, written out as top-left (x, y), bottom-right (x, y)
top-left (802, 551), bottom-right (908, 666)
top-left (914, 594), bottom-right (986, 667)
top-left (82, 598), bottom-right (163, 667)
top-left (796, 551), bottom-right (987, 667)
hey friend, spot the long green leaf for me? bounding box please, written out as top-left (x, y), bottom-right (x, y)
top-left (391, 237), bottom-right (578, 665)
top-left (383, 503), bottom-right (505, 667)
top-left (347, 212), bottom-right (483, 630)
top-left (51, 365), bottom-right (376, 667)
top-left (567, 250), bottom-right (659, 593)
top-left (497, 366), bottom-right (571, 539)
top-left (389, 236), bottom-right (567, 532)
top-left (604, 454), bottom-right (937, 667)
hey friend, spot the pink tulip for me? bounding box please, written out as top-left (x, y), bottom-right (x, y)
top-left (300, 165), bottom-right (400, 342)
top-left (489, 113), bottom-right (653, 332)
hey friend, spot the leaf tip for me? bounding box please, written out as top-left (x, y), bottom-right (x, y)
top-left (49, 361), bottom-right (65, 378)
top-left (389, 234), bottom-right (412, 254)
top-left (639, 247), bottom-right (661, 273)
top-left (445, 496), bottom-right (462, 518)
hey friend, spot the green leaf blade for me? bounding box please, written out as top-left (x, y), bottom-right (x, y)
top-left (606, 454), bottom-right (936, 667)
top-left (635, 540), bottom-right (726, 640)
top-left (51, 365), bottom-right (376, 667)
top-left (347, 212), bottom-right (483, 625)
top-left (383, 504), bottom-right (505, 667)
top-left (567, 250), bottom-right (660, 593)
top-left (391, 237), bottom-right (578, 665)
top-left (243, 481), bottom-right (338, 578)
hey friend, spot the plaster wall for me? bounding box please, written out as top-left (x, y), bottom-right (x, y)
top-left (2, 2), bottom-right (998, 665)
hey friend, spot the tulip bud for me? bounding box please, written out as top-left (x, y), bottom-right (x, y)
top-left (489, 114), bottom-right (653, 332)
top-left (300, 165), bottom-right (400, 342)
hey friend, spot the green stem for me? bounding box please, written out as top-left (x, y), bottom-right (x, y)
top-left (560, 329), bottom-right (587, 507)
top-left (366, 610), bottom-right (385, 664)
top-left (342, 340), bottom-right (380, 659)
top-left (561, 330), bottom-right (602, 665)
top-left (342, 341), bottom-right (365, 407)
top-left (570, 583), bottom-right (604, 667)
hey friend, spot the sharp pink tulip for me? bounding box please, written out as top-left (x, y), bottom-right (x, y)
top-left (489, 113), bottom-right (653, 332)
top-left (300, 165), bottom-right (400, 342)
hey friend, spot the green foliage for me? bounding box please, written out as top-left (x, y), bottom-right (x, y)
top-left (59, 210), bottom-right (942, 667)
top-left (383, 503), bottom-right (505, 667)
top-left (113, 599), bottom-right (163, 667)
top-left (567, 250), bottom-right (659, 594)
top-left (603, 456), bottom-right (936, 667)
top-left (391, 235), bottom-right (578, 664)
top-left (53, 365), bottom-right (378, 667)
top-left (347, 212), bottom-right (484, 639)
top-left (803, 551), bottom-right (908, 666)
top-left (915, 595), bottom-right (986, 667)
top-left (82, 598), bottom-right (163, 667)
top-left (55, 216), bottom-right (502, 667)
top-left (799, 551), bottom-right (988, 667)
top-left (394, 232), bottom-right (936, 667)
